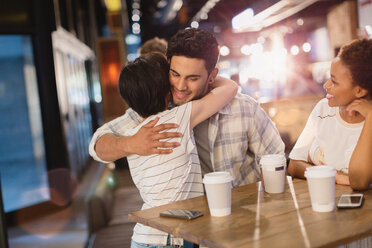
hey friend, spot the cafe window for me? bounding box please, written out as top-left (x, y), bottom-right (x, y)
top-left (0, 35), bottom-right (49, 212)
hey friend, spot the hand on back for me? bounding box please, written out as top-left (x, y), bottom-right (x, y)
top-left (129, 117), bottom-right (182, 156)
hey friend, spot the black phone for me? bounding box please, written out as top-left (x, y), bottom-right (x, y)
top-left (337, 193), bottom-right (364, 209)
top-left (159, 209), bottom-right (204, 220)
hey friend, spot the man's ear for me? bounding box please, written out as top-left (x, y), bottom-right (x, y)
top-left (207, 68), bottom-right (219, 84)
top-left (355, 86), bottom-right (369, 98)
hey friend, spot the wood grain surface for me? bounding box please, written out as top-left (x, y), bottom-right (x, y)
top-left (129, 178), bottom-right (372, 248)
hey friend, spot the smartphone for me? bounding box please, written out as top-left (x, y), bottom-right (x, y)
top-left (337, 193), bottom-right (364, 209)
top-left (159, 209), bottom-right (204, 220)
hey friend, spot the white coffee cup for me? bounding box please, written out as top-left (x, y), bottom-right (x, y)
top-left (260, 154), bottom-right (287, 193)
top-left (203, 172), bottom-right (233, 217)
top-left (304, 166), bottom-right (337, 212)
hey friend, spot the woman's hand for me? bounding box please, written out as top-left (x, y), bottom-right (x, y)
top-left (346, 99), bottom-right (372, 118)
top-left (335, 171), bottom-right (350, 185)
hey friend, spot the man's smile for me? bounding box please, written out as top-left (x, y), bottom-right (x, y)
top-left (172, 88), bottom-right (190, 99)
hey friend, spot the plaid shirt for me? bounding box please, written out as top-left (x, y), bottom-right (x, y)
top-left (89, 93), bottom-right (285, 187)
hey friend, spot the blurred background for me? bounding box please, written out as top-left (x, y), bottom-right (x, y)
top-left (0, 0), bottom-right (371, 247)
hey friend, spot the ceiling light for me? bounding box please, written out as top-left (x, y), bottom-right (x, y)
top-left (132, 14), bottom-right (140, 22)
top-left (297, 18), bottom-right (304, 26)
top-left (302, 42), bottom-right (311, 52)
top-left (200, 12), bottom-right (208, 20)
top-left (132, 23), bottom-right (141, 34)
top-left (220, 46), bottom-right (230, 56)
top-left (232, 8), bottom-right (254, 30)
top-left (240, 45), bottom-right (251, 55)
top-left (191, 0), bottom-right (220, 23)
top-left (125, 34), bottom-right (141, 45)
top-left (173, 0), bottom-right (183, 11)
top-left (191, 21), bottom-right (199, 28)
top-left (133, 9), bottom-right (141, 15)
top-left (290, 45), bottom-right (299, 55)
top-left (157, 0), bottom-right (167, 8)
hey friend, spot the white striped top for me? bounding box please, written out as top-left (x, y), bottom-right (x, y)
top-left (125, 102), bottom-right (204, 245)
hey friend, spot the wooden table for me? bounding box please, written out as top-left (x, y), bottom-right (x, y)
top-left (128, 178), bottom-right (372, 247)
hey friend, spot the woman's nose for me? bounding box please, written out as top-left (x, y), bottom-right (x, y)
top-left (323, 79), bottom-right (331, 90)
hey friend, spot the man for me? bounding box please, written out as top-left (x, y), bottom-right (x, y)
top-left (89, 28), bottom-right (284, 187)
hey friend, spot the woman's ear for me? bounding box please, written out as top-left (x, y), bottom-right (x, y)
top-left (355, 86), bottom-right (369, 98)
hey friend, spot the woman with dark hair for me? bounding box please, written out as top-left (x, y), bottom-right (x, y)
top-left (288, 39), bottom-right (372, 190)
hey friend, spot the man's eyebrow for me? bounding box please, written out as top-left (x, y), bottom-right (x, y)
top-left (186, 74), bottom-right (201, 78)
top-left (169, 69), bottom-right (201, 78)
top-left (169, 69), bottom-right (179, 75)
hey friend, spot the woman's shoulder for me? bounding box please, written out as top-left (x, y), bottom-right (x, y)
top-left (311, 98), bottom-right (336, 118)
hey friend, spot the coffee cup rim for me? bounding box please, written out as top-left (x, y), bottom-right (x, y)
top-left (260, 154), bottom-right (286, 166)
top-left (304, 165), bottom-right (336, 178)
top-left (203, 172), bottom-right (232, 184)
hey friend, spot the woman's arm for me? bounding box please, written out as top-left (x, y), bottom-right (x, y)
top-left (288, 159), bottom-right (313, 179)
top-left (190, 76), bottom-right (238, 129)
top-left (347, 99), bottom-right (372, 190)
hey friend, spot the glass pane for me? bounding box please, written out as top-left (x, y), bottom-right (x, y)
top-left (0, 35), bottom-right (49, 212)
top-left (54, 47), bottom-right (92, 178)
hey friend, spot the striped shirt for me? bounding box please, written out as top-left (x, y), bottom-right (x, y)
top-left (89, 92), bottom-right (284, 187)
top-left (125, 102), bottom-right (203, 245)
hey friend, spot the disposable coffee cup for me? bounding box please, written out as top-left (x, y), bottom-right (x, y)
top-left (260, 154), bottom-right (287, 193)
top-left (203, 172), bottom-right (233, 217)
top-left (305, 166), bottom-right (337, 212)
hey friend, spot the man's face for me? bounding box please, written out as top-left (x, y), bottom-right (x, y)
top-left (169, 56), bottom-right (214, 106)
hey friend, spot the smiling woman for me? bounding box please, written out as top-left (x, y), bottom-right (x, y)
top-left (288, 39), bottom-right (372, 189)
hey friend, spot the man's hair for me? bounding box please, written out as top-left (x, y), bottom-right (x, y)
top-left (138, 37), bottom-right (167, 56)
top-left (118, 53), bottom-right (170, 117)
top-left (338, 38), bottom-right (372, 97)
top-left (166, 28), bottom-right (219, 74)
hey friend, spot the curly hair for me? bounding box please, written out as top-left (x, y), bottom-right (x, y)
top-left (338, 39), bottom-right (372, 98)
top-left (166, 28), bottom-right (219, 74)
top-left (138, 37), bottom-right (167, 56)
top-left (118, 53), bottom-right (170, 117)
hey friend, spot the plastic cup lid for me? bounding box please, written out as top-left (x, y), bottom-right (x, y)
top-left (203, 172), bottom-right (233, 184)
top-left (304, 165), bottom-right (337, 178)
top-left (260, 154), bottom-right (286, 168)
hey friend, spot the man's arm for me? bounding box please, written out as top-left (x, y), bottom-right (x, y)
top-left (94, 118), bottom-right (182, 161)
top-left (89, 111), bottom-right (182, 163)
top-left (249, 101), bottom-right (285, 157)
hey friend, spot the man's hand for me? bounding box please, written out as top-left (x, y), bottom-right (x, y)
top-left (126, 117), bottom-right (182, 156)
